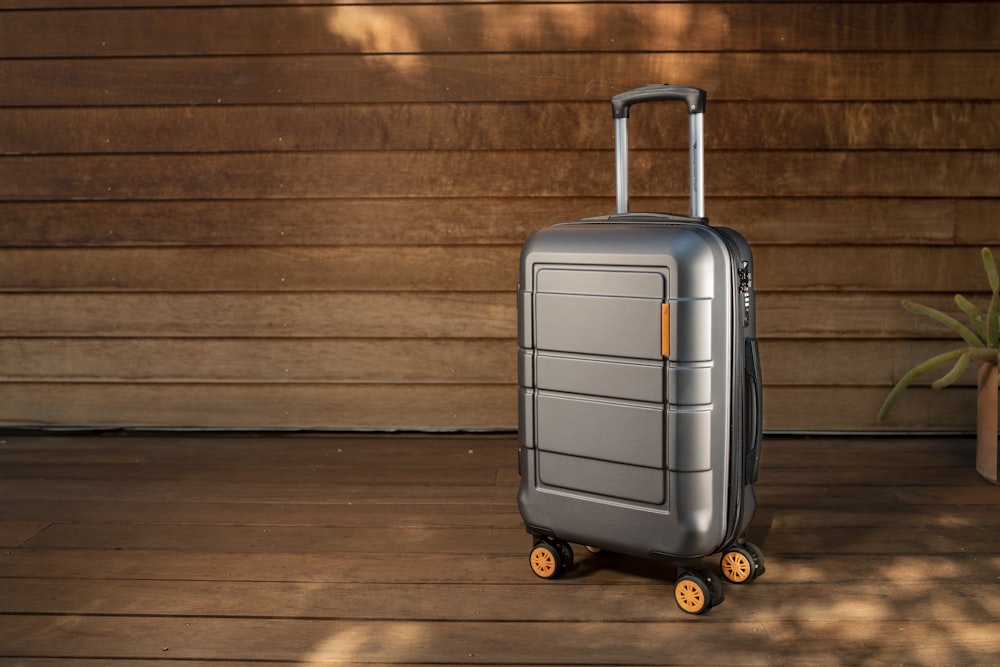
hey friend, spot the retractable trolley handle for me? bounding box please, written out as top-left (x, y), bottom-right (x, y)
top-left (611, 84), bottom-right (707, 217)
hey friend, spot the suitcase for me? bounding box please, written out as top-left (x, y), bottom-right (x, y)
top-left (516, 85), bottom-right (764, 615)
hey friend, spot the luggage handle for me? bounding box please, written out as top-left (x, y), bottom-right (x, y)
top-left (745, 338), bottom-right (764, 484)
top-left (611, 84), bottom-right (706, 218)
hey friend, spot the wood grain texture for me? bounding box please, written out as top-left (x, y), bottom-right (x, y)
top-left (0, 338), bottom-right (515, 383)
top-left (0, 338), bottom-right (981, 388)
top-left (2, 53), bottom-right (997, 107)
top-left (5, 102), bottom-right (996, 154)
top-left (2, 1), bottom-right (998, 431)
top-left (0, 292), bottom-right (516, 338)
top-left (0, 433), bottom-right (997, 665)
top-left (0, 383), bottom-right (982, 432)
top-left (0, 383), bottom-right (516, 429)
top-left (3, 151), bottom-right (997, 201)
top-left (0, 245), bottom-right (996, 293)
top-left (3, 197), bottom-right (994, 247)
top-left (0, 291), bottom-right (973, 340)
top-left (3, 3), bottom-right (996, 57)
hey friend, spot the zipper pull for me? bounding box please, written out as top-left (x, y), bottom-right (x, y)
top-left (738, 262), bottom-right (753, 327)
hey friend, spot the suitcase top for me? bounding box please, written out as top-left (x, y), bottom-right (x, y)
top-left (520, 217), bottom-right (739, 301)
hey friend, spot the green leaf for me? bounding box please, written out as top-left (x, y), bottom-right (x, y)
top-left (901, 300), bottom-right (984, 348)
top-left (984, 248), bottom-right (1000, 349)
top-left (954, 294), bottom-right (986, 342)
top-left (931, 352), bottom-right (970, 390)
top-left (984, 247), bottom-right (1000, 293)
top-left (967, 348), bottom-right (1000, 365)
top-left (988, 294), bottom-right (999, 350)
top-left (878, 348), bottom-right (968, 420)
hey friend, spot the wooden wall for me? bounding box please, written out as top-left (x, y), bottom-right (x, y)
top-left (1, 1), bottom-right (998, 432)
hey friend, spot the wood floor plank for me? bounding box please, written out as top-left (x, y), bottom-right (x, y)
top-left (0, 462), bottom-right (503, 486)
top-left (3, 578), bottom-right (998, 624)
top-left (0, 520), bottom-right (50, 548)
top-left (16, 519), bottom-right (998, 556)
top-left (18, 523), bottom-right (526, 554)
top-left (0, 434), bottom-right (516, 466)
top-left (764, 621), bottom-right (1000, 665)
top-left (0, 499), bottom-right (521, 528)
top-left (0, 479), bottom-right (512, 505)
top-left (1, 434), bottom-right (998, 666)
top-left (0, 616), bottom-right (780, 665)
top-left (3, 549), bottom-right (997, 587)
top-left (0, 549), bottom-right (533, 586)
top-left (0, 662), bottom-right (276, 667)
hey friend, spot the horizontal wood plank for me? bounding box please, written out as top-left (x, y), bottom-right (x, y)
top-left (3, 151), bottom-right (996, 201)
top-left (1, 433), bottom-right (997, 664)
top-left (0, 246), bottom-right (520, 292)
top-left (0, 477), bottom-right (514, 507)
top-left (0, 382), bottom-right (984, 432)
top-left (17, 508), bottom-right (1000, 553)
top-left (3, 1), bottom-right (999, 434)
top-left (763, 621), bottom-right (1000, 666)
top-left (3, 4), bottom-right (996, 57)
top-left (6, 198), bottom-right (993, 247)
top-left (764, 386), bottom-right (981, 433)
top-left (4, 576), bottom-right (999, 624)
top-left (0, 292), bottom-right (516, 339)
top-left (0, 615), bottom-right (781, 664)
top-left (0, 338), bottom-right (514, 384)
top-left (0, 546), bottom-right (995, 587)
top-left (0, 433), bottom-right (515, 469)
top-left (0, 291), bottom-right (984, 341)
top-left (758, 292), bottom-right (994, 339)
top-left (759, 339), bottom-right (986, 388)
top-left (4, 102), bottom-right (996, 154)
top-left (0, 338), bottom-right (985, 389)
top-left (0, 245), bottom-right (996, 293)
top-left (0, 383), bottom-right (516, 430)
top-left (2, 53), bottom-right (997, 107)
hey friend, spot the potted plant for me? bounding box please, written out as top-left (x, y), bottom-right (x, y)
top-left (878, 247), bottom-right (1000, 484)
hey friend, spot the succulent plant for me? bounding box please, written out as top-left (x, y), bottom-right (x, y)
top-left (878, 247), bottom-right (1000, 421)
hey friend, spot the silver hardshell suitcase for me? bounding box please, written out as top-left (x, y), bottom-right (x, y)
top-left (516, 85), bottom-right (764, 615)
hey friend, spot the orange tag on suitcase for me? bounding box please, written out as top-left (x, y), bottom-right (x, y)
top-left (661, 303), bottom-right (670, 357)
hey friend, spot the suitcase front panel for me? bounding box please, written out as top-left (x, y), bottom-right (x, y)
top-left (534, 268), bottom-right (665, 360)
top-left (537, 353), bottom-right (663, 403)
top-left (536, 392), bottom-right (664, 468)
top-left (538, 451), bottom-right (665, 505)
top-left (535, 293), bottom-right (662, 359)
top-left (530, 264), bottom-right (670, 507)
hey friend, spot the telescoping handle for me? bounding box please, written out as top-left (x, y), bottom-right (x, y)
top-left (611, 84), bottom-right (707, 217)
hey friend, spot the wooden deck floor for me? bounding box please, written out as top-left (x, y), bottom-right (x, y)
top-left (0, 433), bottom-right (998, 666)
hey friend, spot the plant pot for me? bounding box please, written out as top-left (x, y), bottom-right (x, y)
top-left (977, 362), bottom-right (999, 484)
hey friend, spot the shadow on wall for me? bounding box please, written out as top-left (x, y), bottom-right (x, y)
top-left (321, 4), bottom-right (722, 81)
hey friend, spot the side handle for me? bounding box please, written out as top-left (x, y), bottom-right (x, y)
top-left (744, 339), bottom-right (763, 484)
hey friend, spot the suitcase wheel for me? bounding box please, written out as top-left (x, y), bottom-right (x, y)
top-left (674, 571), bottom-right (717, 615)
top-left (720, 542), bottom-right (765, 584)
top-left (554, 540), bottom-right (574, 573)
top-left (746, 542), bottom-right (766, 578)
top-left (529, 539), bottom-right (573, 579)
